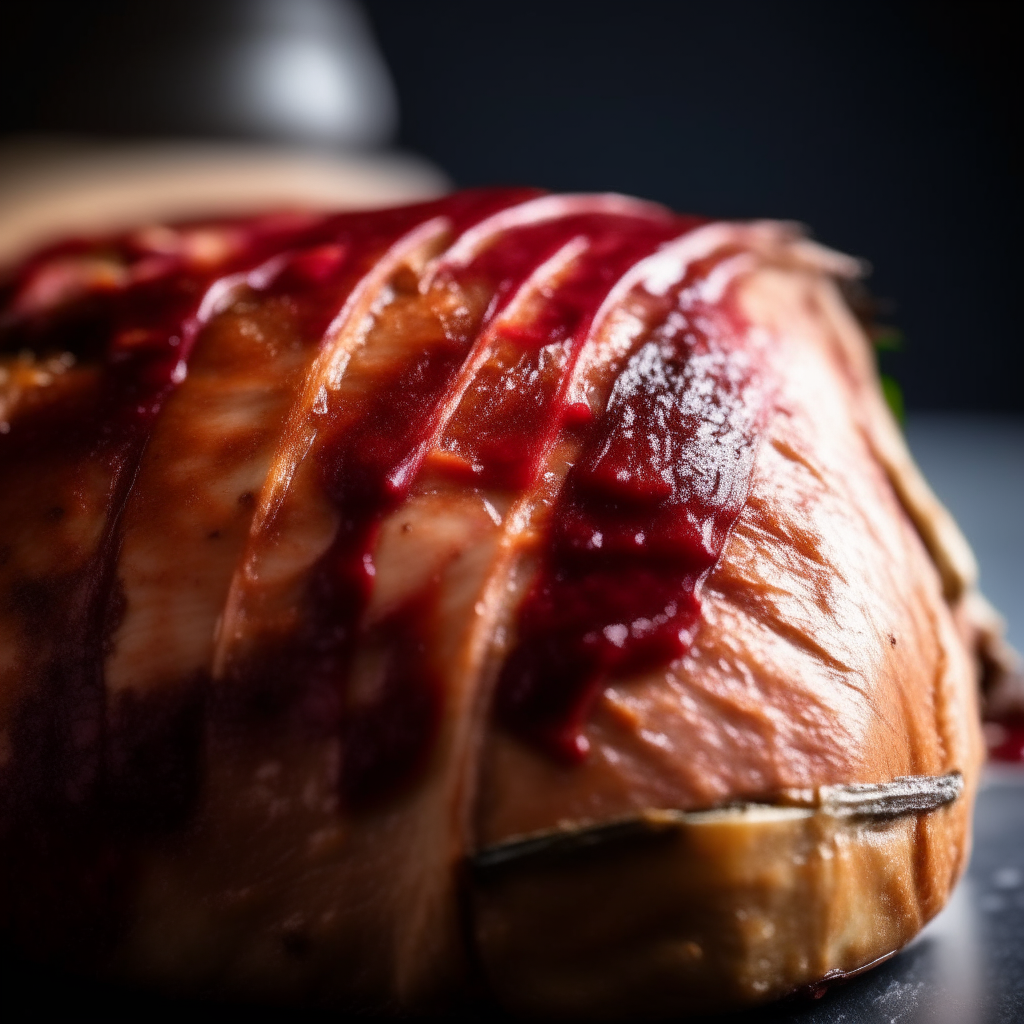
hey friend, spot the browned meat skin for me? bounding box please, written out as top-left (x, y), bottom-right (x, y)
top-left (0, 193), bottom-right (984, 1010)
top-left (476, 267), bottom-right (981, 843)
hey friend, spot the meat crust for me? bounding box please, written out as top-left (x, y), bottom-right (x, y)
top-left (0, 191), bottom-right (986, 1014)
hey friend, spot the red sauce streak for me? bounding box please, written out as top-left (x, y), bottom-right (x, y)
top-left (0, 189), bottom-right (537, 817)
top-left (0, 191), bottom-right (548, 951)
top-left (495, 250), bottom-right (768, 761)
top-left (281, 204), bottom-right (692, 807)
top-left (1, 191), bottom-right (770, 817)
top-left (436, 214), bottom-right (703, 491)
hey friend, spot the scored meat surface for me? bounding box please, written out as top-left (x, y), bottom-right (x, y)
top-left (0, 190), bottom-right (984, 1013)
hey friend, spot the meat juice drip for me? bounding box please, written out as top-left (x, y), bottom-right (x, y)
top-left (291, 207), bottom-right (690, 808)
top-left (496, 252), bottom-right (768, 761)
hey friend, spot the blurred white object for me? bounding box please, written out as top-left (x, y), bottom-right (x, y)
top-left (222, 0), bottom-right (398, 146)
top-left (21, 0), bottom-right (399, 149)
top-left (0, 139), bottom-right (448, 267)
top-left (0, 0), bottom-right (445, 267)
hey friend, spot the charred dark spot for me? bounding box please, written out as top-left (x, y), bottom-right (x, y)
top-left (207, 529), bottom-right (222, 540)
top-left (102, 577), bottom-right (128, 658)
top-left (105, 679), bottom-right (206, 831)
top-left (46, 505), bottom-right (65, 521)
top-left (237, 490), bottom-right (255, 508)
top-left (889, 634), bottom-right (897, 647)
top-left (280, 923), bottom-right (311, 959)
top-left (11, 575), bottom-right (64, 618)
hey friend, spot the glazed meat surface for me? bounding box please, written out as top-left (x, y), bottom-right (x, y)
top-left (0, 190), bottom-right (982, 1007)
top-left (478, 266), bottom-right (980, 843)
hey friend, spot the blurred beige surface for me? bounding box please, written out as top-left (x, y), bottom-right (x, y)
top-left (0, 138), bottom-right (449, 268)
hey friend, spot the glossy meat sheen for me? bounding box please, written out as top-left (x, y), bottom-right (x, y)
top-left (0, 191), bottom-right (983, 1009)
top-left (476, 266), bottom-right (981, 844)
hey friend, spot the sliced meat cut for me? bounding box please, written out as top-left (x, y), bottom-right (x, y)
top-left (0, 190), bottom-right (988, 1015)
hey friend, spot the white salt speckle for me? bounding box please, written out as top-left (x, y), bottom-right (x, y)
top-left (639, 729), bottom-right (672, 751)
top-left (481, 498), bottom-right (502, 526)
top-left (602, 623), bottom-right (628, 647)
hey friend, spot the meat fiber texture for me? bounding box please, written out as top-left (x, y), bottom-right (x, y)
top-left (0, 189), bottom-right (984, 1013)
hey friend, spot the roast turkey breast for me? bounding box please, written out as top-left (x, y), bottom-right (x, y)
top-left (0, 190), bottom-right (986, 1015)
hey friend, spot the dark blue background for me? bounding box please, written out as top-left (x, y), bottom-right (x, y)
top-left (1, 0), bottom-right (1020, 410)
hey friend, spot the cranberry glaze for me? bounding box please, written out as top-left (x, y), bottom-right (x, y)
top-left (0, 190), bottom-right (770, 810)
